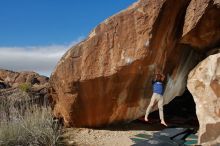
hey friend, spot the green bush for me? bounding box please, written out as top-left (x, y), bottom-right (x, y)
top-left (18, 83), bottom-right (31, 92)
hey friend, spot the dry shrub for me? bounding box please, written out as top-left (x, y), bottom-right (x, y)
top-left (0, 89), bottom-right (63, 146)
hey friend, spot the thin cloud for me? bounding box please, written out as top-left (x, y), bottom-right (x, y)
top-left (0, 37), bottom-right (84, 76)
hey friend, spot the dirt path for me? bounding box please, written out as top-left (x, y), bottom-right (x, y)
top-left (62, 121), bottom-right (166, 146)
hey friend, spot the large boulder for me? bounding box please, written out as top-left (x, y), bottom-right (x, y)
top-left (50, 0), bottom-right (205, 127)
top-left (187, 53), bottom-right (220, 145)
top-left (181, 0), bottom-right (220, 51)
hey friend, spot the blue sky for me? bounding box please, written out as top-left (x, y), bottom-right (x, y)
top-left (0, 0), bottom-right (137, 76)
top-left (0, 0), bottom-right (136, 47)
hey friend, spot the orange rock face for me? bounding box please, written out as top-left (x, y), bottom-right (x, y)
top-left (187, 53), bottom-right (220, 145)
top-left (50, 0), bottom-right (220, 128)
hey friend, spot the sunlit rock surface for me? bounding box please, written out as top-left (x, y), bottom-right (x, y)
top-left (0, 69), bottom-right (50, 106)
top-left (0, 69), bottom-right (49, 88)
top-left (188, 53), bottom-right (220, 145)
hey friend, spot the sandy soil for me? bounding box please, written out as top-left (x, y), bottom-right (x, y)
top-left (62, 120), bottom-right (166, 146)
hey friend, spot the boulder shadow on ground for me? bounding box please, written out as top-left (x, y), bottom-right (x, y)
top-left (148, 89), bottom-right (199, 130)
